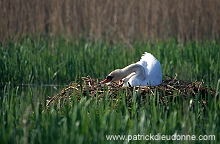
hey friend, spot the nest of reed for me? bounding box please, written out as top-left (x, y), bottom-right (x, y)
top-left (46, 75), bottom-right (218, 109)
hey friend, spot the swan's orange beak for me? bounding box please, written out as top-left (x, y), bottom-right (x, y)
top-left (100, 79), bottom-right (111, 84)
top-left (100, 75), bottom-right (114, 84)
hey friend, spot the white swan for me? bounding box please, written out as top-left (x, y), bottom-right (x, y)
top-left (101, 52), bottom-right (162, 87)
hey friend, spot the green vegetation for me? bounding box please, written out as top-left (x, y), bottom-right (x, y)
top-left (1, 38), bottom-right (219, 86)
top-left (0, 37), bottom-right (220, 143)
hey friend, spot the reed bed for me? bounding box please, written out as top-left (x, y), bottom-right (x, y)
top-left (1, 0), bottom-right (220, 42)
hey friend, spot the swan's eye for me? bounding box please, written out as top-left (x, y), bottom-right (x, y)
top-left (106, 75), bottom-right (114, 80)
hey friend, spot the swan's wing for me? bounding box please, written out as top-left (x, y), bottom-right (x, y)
top-left (137, 52), bottom-right (161, 72)
top-left (137, 52), bottom-right (162, 86)
top-left (139, 52), bottom-right (158, 64)
top-left (136, 52), bottom-right (154, 74)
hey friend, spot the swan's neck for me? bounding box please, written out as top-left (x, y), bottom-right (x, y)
top-left (122, 64), bottom-right (145, 78)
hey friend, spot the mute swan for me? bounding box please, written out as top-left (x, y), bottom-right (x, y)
top-left (101, 52), bottom-right (162, 87)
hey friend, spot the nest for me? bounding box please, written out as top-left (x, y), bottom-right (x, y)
top-left (46, 75), bottom-right (218, 109)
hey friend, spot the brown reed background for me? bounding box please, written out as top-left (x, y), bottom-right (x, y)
top-left (0, 0), bottom-right (220, 42)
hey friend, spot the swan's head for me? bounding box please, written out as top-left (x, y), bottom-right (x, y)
top-left (101, 69), bottom-right (124, 84)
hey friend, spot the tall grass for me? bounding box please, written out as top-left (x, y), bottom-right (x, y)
top-left (0, 81), bottom-right (219, 143)
top-left (0, 38), bottom-right (219, 87)
top-left (0, 38), bottom-right (220, 143)
top-left (1, 0), bottom-right (220, 42)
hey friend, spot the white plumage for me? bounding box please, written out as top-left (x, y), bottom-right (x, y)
top-left (101, 52), bottom-right (162, 87)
